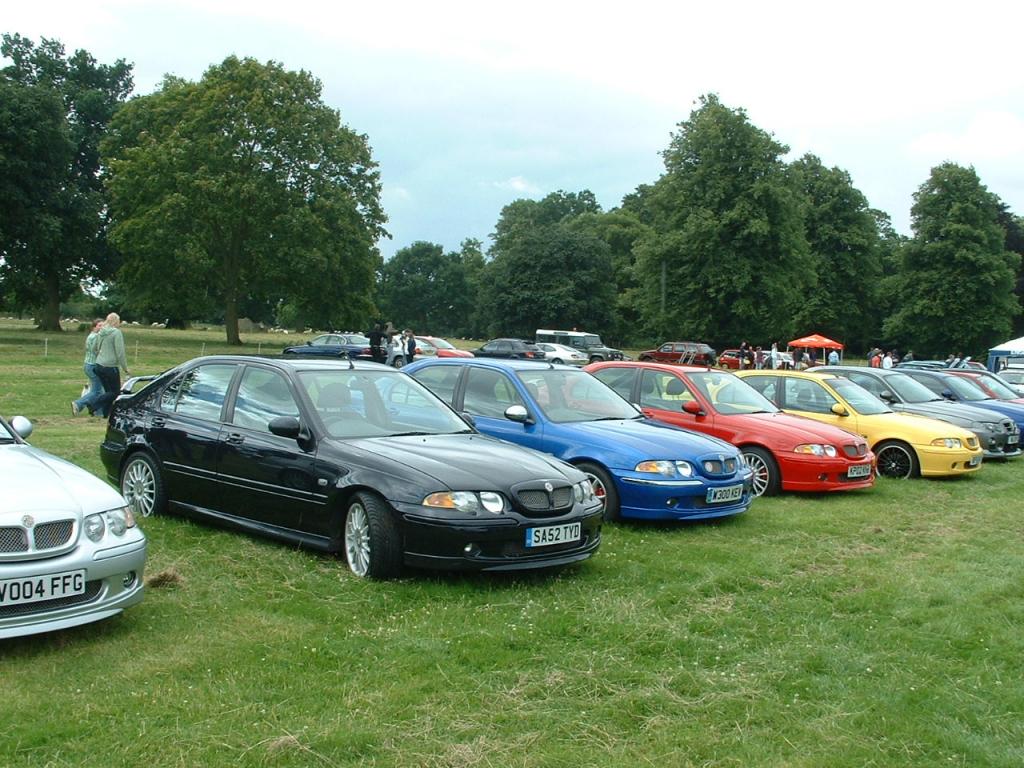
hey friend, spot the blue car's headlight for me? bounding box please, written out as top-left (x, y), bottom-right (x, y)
top-left (635, 460), bottom-right (694, 478)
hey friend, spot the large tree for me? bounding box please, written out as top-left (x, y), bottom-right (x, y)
top-left (104, 56), bottom-right (386, 344)
top-left (0, 34), bottom-right (133, 330)
top-left (790, 154), bottom-right (883, 351)
top-left (884, 163), bottom-right (1019, 355)
top-left (635, 95), bottom-right (813, 347)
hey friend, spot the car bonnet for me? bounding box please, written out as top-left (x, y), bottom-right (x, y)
top-left (1, 444), bottom-right (126, 517)
top-left (566, 418), bottom-right (738, 461)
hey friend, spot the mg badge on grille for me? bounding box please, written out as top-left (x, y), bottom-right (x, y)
top-left (544, 482), bottom-right (553, 492)
top-left (21, 515), bottom-right (34, 528)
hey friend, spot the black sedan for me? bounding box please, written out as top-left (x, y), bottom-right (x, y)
top-left (100, 356), bottom-right (603, 578)
top-left (283, 333), bottom-right (372, 359)
top-left (472, 338), bottom-right (544, 359)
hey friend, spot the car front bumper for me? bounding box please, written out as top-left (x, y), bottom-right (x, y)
top-left (615, 470), bottom-right (754, 520)
top-left (779, 453), bottom-right (875, 493)
top-left (917, 445), bottom-right (984, 476)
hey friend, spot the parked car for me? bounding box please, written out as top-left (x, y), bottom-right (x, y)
top-left (718, 349), bottom-right (743, 370)
top-left (472, 338), bottom-right (544, 360)
top-left (405, 358), bottom-right (754, 521)
top-left (283, 333), bottom-right (372, 360)
top-left (899, 369), bottom-right (1024, 436)
top-left (812, 366), bottom-right (1021, 459)
top-left (1, 414), bottom-right (146, 639)
top-left (996, 366), bottom-right (1024, 395)
top-left (946, 369), bottom-right (1024, 403)
top-left (736, 370), bottom-right (983, 479)
top-left (101, 357), bottom-right (602, 579)
top-left (586, 361), bottom-right (875, 496)
top-left (639, 341), bottom-right (717, 366)
top-left (535, 342), bottom-right (589, 367)
top-left (535, 329), bottom-right (625, 362)
top-left (415, 336), bottom-right (474, 359)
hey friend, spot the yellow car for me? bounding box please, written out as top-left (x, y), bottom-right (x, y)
top-left (736, 369), bottom-right (983, 479)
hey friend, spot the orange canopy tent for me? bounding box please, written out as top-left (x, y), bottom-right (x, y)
top-left (788, 333), bottom-right (844, 350)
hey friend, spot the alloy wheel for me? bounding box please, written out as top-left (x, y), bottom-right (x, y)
top-left (743, 451), bottom-right (771, 496)
top-left (123, 459), bottom-right (156, 517)
top-left (345, 502), bottom-right (371, 576)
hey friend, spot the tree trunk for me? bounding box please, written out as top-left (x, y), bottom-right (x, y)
top-left (223, 242), bottom-right (241, 345)
top-left (36, 275), bottom-right (63, 331)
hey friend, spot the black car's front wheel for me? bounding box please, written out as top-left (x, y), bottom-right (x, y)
top-left (120, 452), bottom-right (167, 517)
top-left (874, 440), bottom-right (919, 479)
top-left (344, 492), bottom-right (402, 579)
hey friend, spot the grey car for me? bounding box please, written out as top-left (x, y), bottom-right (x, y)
top-left (813, 366), bottom-right (1022, 459)
top-left (1, 415), bottom-right (146, 639)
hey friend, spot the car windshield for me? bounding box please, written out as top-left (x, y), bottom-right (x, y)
top-left (0, 419), bottom-right (14, 441)
top-left (976, 374), bottom-right (1018, 400)
top-left (944, 375), bottom-right (989, 401)
top-left (298, 369), bottom-right (471, 439)
top-left (1001, 369), bottom-right (1024, 385)
top-left (829, 378), bottom-right (892, 415)
top-left (886, 373), bottom-right (943, 403)
top-left (429, 337), bottom-right (456, 350)
top-left (516, 369), bottom-right (639, 423)
top-left (583, 334), bottom-right (603, 348)
top-left (687, 371), bottom-right (778, 415)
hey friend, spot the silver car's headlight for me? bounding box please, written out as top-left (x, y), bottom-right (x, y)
top-left (84, 514), bottom-right (105, 542)
top-left (971, 421), bottom-right (998, 432)
top-left (84, 507), bottom-right (138, 542)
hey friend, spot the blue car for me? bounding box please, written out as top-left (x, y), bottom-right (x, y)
top-left (283, 332), bottom-right (373, 360)
top-left (404, 358), bottom-right (754, 521)
top-left (902, 369), bottom-right (1024, 435)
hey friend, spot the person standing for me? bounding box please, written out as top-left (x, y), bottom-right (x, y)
top-left (93, 313), bottom-right (130, 418)
top-left (769, 342), bottom-right (779, 370)
top-left (404, 329), bottom-right (416, 365)
top-left (71, 318), bottom-right (105, 416)
top-left (367, 322), bottom-right (386, 364)
top-left (882, 351), bottom-right (893, 369)
top-left (827, 348), bottom-right (840, 365)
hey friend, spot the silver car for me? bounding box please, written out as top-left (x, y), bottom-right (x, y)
top-left (535, 342), bottom-right (589, 366)
top-left (1, 415), bottom-right (146, 639)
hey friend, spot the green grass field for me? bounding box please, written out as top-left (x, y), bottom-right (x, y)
top-left (1, 320), bottom-right (1022, 767)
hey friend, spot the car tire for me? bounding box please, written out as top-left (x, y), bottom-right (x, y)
top-left (392, 358), bottom-right (404, 369)
top-left (552, 358), bottom-right (564, 365)
top-left (344, 492), bottom-right (403, 579)
top-left (874, 440), bottom-right (920, 479)
top-left (577, 461), bottom-right (620, 522)
top-left (741, 446), bottom-right (780, 497)
top-left (120, 452), bottom-right (167, 518)
top-left (638, 355), bottom-right (652, 362)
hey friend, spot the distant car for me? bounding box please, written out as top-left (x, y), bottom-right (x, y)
top-left (813, 366), bottom-right (1021, 460)
top-left (405, 358), bottom-right (754, 521)
top-left (736, 370), bottom-right (983, 479)
top-left (534, 329), bottom-right (625, 362)
top-left (996, 366), bottom-right (1024, 395)
top-left (283, 333), bottom-right (372, 360)
top-left (899, 368), bottom-right (1024, 436)
top-left (639, 341), bottom-right (717, 366)
top-left (472, 338), bottom-right (544, 360)
top-left (1, 414), bottom-right (146, 639)
top-left (535, 342), bottom-right (589, 366)
top-left (100, 356), bottom-right (602, 578)
top-left (947, 369), bottom-right (1024, 403)
top-left (415, 336), bottom-right (474, 359)
top-left (587, 361), bottom-right (874, 497)
top-left (718, 349), bottom-right (743, 369)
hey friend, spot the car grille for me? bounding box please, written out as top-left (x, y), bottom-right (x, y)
top-left (842, 443), bottom-right (868, 458)
top-left (0, 581), bottom-right (102, 618)
top-left (701, 457), bottom-right (737, 476)
top-left (0, 519), bottom-right (75, 554)
top-left (513, 484), bottom-right (574, 517)
top-left (966, 437), bottom-right (978, 449)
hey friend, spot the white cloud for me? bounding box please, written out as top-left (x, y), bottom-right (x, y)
top-left (908, 112), bottom-right (1024, 162)
top-left (491, 176), bottom-right (542, 196)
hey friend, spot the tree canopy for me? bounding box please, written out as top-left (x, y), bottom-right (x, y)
top-left (104, 56), bottom-right (386, 343)
top-left (0, 34), bottom-right (132, 330)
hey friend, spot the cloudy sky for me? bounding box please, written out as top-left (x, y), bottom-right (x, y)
top-left (7, 1), bottom-right (1024, 258)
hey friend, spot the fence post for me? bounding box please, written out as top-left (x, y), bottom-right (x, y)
top-left (44, 338), bottom-right (48, 357)
top-left (201, 342), bottom-right (206, 356)
top-left (135, 340), bottom-right (139, 362)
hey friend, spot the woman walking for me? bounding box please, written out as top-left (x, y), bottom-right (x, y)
top-left (71, 318), bottom-right (105, 416)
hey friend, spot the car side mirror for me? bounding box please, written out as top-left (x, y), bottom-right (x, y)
top-left (831, 403), bottom-right (849, 417)
top-left (505, 404), bottom-right (532, 424)
top-left (682, 400), bottom-right (705, 416)
top-left (269, 416), bottom-right (302, 439)
top-left (10, 415), bottom-right (32, 439)
top-left (941, 389), bottom-right (955, 400)
top-left (879, 391), bottom-right (895, 402)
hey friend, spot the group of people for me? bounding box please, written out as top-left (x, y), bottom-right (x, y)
top-left (71, 312), bottom-right (130, 418)
top-left (367, 322), bottom-right (416, 367)
top-left (735, 341), bottom-right (841, 370)
top-left (867, 348), bottom-right (912, 369)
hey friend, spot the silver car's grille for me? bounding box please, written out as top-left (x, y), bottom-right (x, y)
top-left (0, 527), bottom-right (29, 553)
top-left (33, 520), bottom-right (74, 550)
top-left (0, 581), bottom-right (102, 618)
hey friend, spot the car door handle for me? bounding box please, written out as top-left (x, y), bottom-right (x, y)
top-left (226, 432), bottom-right (245, 444)
top-left (152, 416), bottom-right (166, 428)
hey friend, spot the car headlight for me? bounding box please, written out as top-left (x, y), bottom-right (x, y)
top-left (971, 421), bottom-right (998, 432)
top-left (573, 479), bottom-right (596, 503)
top-left (635, 460), bottom-right (693, 477)
top-left (794, 444), bottom-right (837, 457)
top-left (931, 438), bottom-right (962, 448)
top-left (84, 514), bottom-right (105, 542)
top-left (423, 491), bottom-right (507, 515)
top-left (84, 507), bottom-right (137, 542)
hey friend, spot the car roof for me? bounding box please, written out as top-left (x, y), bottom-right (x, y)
top-left (411, 357), bottom-right (570, 372)
top-left (738, 369), bottom-right (840, 381)
top-left (812, 365), bottom-right (905, 378)
top-left (179, 355), bottom-right (394, 372)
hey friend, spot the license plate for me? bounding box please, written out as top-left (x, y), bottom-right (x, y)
top-left (525, 523), bottom-right (581, 548)
top-left (969, 455), bottom-right (982, 467)
top-left (0, 570), bottom-right (85, 607)
top-left (706, 484), bottom-right (743, 504)
top-left (847, 463), bottom-right (873, 478)
top-left (1008, 434), bottom-right (1019, 445)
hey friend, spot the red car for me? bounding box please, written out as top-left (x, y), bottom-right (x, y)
top-left (638, 341), bottom-right (717, 366)
top-left (945, 370), bottom-right (1024, 404)
top-left (415, 336), bottom-right (475, 358)
top-left (718, 349), bottom-right (742, 369)
top-left (585, 361), bottom-right (875, 496)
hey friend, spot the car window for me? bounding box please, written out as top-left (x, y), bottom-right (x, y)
top-left (886, 373), bottom-right (941, 403)
top-left (977, 374), bottom-right (1017, 399)
top-left (518, 369), bottom-right (637, 422)
top-left (164, 364), bottom-right (237, 421)
top-left (310, 335), bottom-right (329, 346)
top-left (659, 344), bottom-right (672, 353)
top-left (592, 367), bottom-right (637, 401)
top-left (639, 369), bottom-right (695, 411)
top-left (409, 365), bottom-right (461, 405)
top-left (829, 378), bottom-right (891, 415)
top-left (743, 375), bottom-right (779, 404)
top-left (688, 371), bottom-right (777, 414)
top-left (906, 372), bottom-right (944, 396)
top-left (846, 372), bottom-right (886, 397)
top-left (462, 368), bottom-right (524, 418)
top-left (783, 378), bottom-right (838, 414)
top-left (231, 367), bottom-right (300, 432)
